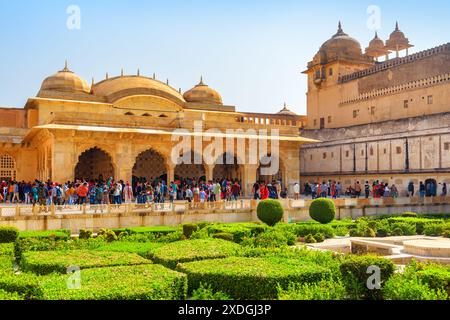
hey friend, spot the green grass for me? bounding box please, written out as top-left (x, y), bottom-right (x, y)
top-left (21, 250), bottom-right (151, 275)
top-left (40, 264), bottom-right (187, 300)
top-left (177, 256), bottom-right (333, 300)
top-left (148, 239), bottom-right (241, 269)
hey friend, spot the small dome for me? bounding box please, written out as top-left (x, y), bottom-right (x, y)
top-left (386, 22), bottom-right (412, 51)
top-left (183, 77), bottom-right (223, 105)
top-left (368, 32), bottom-right (385, 49)
top-left (365, 32), bottom-right (389, 59)
top-left (39, 62), bottom-right (90, 94)
top-left (277, 103), bottom-right (297, 116)
top-left (318, 22), bottom-right (363, 61)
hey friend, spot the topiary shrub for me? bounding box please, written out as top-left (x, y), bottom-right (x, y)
top-left (402, 212), bottom-right (418, 218)
top-left (304, 234), bottom-right (317, 244)
top-left (257, 200), bottom-right (284, 226)
top-left (98, 229), bottom-right (117, 242)
top-left (212, 233), bottom-right (234, 242)
top-left (309, 198), bottom-right (336, 224)
top-left (79, 229), bottom-right (93, 240)
top-left (183, 224), bottom-right (199, 239)
top-left (313, 233), bottom-right (325, 243)
top-left (0, 227), bottom-right (19, 244)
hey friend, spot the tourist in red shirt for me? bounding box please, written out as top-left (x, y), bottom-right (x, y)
top-left (259, 183), bottom-right (269, 200)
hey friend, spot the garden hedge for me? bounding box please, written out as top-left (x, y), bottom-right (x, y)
top-left (148, 239), bottom-right (241, 269)
top-left (257, 200), bottom-right (284, 226)
top-left (0, 289), bottom-right (24, 300)
top-left (340, 255), bottom-right (395, 300)
top-left (21, 250), bottom-right (150, 275)
top-left (19, 230), bottom-right (71, 241)
top-left (295, 223), bottom-right (335, 239)
top-left (95, 241), bottom-right (164, 257)
top-left (0, 270), bottom-right (43, 300)
top-left (112, 226), bottom-right (178, 237)
top-left (206, 223), bottom-right (266, 243)
top-left (0, 226), bottom-right (19, 243)
top-left (176, 257), bottom-right (333, 300)
top-left (40, 264), bottom-right (187, 300)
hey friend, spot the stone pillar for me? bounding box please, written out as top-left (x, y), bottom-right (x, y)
top-left (167, 163), bottom-right (175, 184)
top-left (244, 165), bottom-right (258, 197)
top-left (116, 143), bottom-right (133, 183)
top-left (205, 164), bottom-right (214, 182)
top-left (52, 140), bottom-right (76, 183)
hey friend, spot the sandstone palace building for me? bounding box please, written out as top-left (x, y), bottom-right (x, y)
top-left (0, 64), bottom-right (310, 197)
top-left (1, 21), bottom-right (449, 197)
top-left (300, 22), bottom-right (450, 196)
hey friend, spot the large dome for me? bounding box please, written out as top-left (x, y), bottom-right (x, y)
top-left (39, 62), bottom-right (90, 94)
top-left (319, 22), bottom-right (363, 60)
top-left (183, 78), bottom-right (223, 105)
top-left (312, 22), bottom-right (365, 66)
top-left (91, 75), bottom-right (185, 104)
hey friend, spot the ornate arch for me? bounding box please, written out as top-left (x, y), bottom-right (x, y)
top-left (132, 148), bottom-right (168, 182)
top-left (74, 146), bottom-right (116, 181)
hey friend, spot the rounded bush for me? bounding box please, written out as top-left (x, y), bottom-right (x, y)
top-left (0, 226), bottom-right (19, 243)
top-left (257, 200), bottom-right (284, 226)
top-left (309, 199), bottom-right (336, 224)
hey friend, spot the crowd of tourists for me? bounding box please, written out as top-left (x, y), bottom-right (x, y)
top-left (303, 180), bottom-right (448, 199)
top-left (0, 177), bottom-right (249, 206)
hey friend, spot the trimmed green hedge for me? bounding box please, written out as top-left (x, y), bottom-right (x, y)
top-left (0, 289), bottom-right (24, 300)
top-left (0, 243), bottom-right (14, 257)
top-left (0, 226), bottom-right (19, 243)
top-left (340, 255), bottom-right (395, 300)
top-left (177, 257), bottom-right (333, 300)
top-left (148, 239), bottom-right (241, 269)
top-left (0, 256), bottom-right (13, 274)
top-left (95, 241), bottom-right (164, 257)
top-left (112, 226), bottom-right (178, 237)
top-left (383, 274), bottom-right (448, 300)
top-left (41, 264), bottom-right (187, 300)
top-left (19, 230), bottom-right (71, 241)
top-left (206, 223), bottom-right (267, 243)
top-left (0, 272), bottom-right (43, 300)
top-left (21, 250), bottom-right (150, 275)
top-left (295, 223), bottom-right (335, 239)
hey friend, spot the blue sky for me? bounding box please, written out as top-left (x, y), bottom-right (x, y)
top-left (0, 0), bottom-right (449, 114)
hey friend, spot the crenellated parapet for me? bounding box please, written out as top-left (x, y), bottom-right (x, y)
top-left (339, 43), bottom-right (450, 84)
top-left (340, 73), bottom-right (450, 105)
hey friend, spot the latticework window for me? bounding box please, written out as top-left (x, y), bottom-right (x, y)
top-left (0, 154), bottom-right (16, 180)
